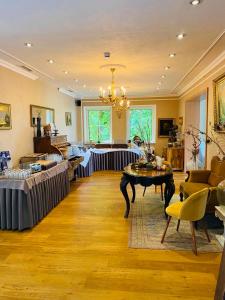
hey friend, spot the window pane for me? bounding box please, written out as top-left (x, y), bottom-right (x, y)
top-left (87, 109), bottom-right (111, 142)
top-left (129, 109), bottom-right (153, 142)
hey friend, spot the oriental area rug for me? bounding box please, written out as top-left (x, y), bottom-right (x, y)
top-left (129, 193), bottom-right (223, 252)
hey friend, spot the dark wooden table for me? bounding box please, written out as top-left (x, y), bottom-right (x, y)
top-left (120, 165), bottom-right (175, 218)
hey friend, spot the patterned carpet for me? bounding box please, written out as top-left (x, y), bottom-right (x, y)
top-left (129, 193), bottom-right (223, 252)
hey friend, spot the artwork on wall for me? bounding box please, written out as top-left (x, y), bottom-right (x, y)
top-left (214, 73), bottom-right (225, 132)
top-left (65, 112), bottom-right (72, 126)
top-left (158, 118), bottom-right (175, 137)
top-left (30, 105), bottom-right (55, 127)
top-left (0, 102), bottom-right (11, 130)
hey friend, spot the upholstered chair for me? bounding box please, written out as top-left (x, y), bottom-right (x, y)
top-left (180, 156), bottom-right (225, 215)
top-left (161, 188), bottom-right (210, 255)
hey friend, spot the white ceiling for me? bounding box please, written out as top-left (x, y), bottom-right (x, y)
top-left (0, 0), bottom-right (225, 98)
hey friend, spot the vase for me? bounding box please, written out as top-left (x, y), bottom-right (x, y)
top-left (37, 117), bottom-right (41, 137)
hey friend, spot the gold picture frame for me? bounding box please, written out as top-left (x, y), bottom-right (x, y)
top-left (0, 102), bottom-right (11, 130)
top-left (30, 105), bottom-right (55, 127)
top-left (214, 73), bottom-right (225, 132)
top-left (65, 112), bottom-right (72, 126)
top-left (158, 118), bottom-right (175, 137)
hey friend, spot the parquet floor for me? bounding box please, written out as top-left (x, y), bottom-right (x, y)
top-left (0, 171), bottom-right (221, 300)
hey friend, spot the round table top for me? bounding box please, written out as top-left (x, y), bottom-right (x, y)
top-left (123, 165), bottom-right (172, 178)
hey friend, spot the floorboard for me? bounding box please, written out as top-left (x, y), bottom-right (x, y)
top-left (0, 171), bottom-right (221, 299)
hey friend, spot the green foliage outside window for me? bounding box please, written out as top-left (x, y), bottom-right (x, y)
top-left (129, 109), bottom-right (153, 142)
top-left (88, 110), bottom-right (111, 142)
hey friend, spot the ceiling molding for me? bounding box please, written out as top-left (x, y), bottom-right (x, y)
top-left (82, 95), bottom-right (179, 103)
top-left (179, 50), bottom-right (225, 97)
top-left (172, 29), bottom-right (225, 93)
top-left (0, 48), bottom-right (54, 80)
top-left (0, 58), bottom-right (39, 80)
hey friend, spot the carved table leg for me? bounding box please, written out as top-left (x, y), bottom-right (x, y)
top-left (130, 181), bottom-right (136, 203)
top-left (120, 175), bottom-right (132, 218)
top-left (164, 177), bottom-right (175, 217)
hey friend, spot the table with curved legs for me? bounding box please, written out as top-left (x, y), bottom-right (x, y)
top-left (120, 165), bottom-right (175, 218)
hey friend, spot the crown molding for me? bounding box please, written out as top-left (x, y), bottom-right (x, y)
top-left (0, 58), bottom-right (39, 80)
top-left (172, 29), bottom-right (225, 93)
top-left (0, 48), bottom-right (54, 80)
top-left (179, 50), bottom-right (225, 97)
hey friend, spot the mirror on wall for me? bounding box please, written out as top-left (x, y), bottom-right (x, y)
top-left (30, 105), bottom-right (55, 127)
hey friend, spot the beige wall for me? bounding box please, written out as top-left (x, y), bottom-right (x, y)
top-left (81, 98), bottom-right (179, 155)
top-left (0, 66), bottom-right (77, 166)
top-left (179, 61), bottom-right (225, 168)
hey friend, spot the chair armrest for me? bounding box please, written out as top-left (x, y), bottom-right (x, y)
top-left (186, 170), bottom-right (211, 183)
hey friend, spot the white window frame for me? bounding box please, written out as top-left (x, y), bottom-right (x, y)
top-left (126, 105), bottom-right (156, 143)
top-left (83, 106), bottom-right (112, 143)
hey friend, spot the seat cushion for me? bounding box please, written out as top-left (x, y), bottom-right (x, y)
top-left (166, 202), bottom-right (183, 219)
top-left (180, 182), bottom-right (210, 198)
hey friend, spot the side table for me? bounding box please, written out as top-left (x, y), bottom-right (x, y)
top-left (215, 205), bottom-right (225, 247)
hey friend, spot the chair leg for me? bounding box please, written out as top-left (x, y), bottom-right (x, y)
top-left (143, 186), bottom-right (146, 197)
top-left (160, 184), bottom-right (164, 201)
top-left (161, 216), bottom-right (172, 244)
top-left (176, 220), bottom-right (180, 231)
top-left (202, 220), bottom-right (211, 243)
top-left (190, 221), bottom-right (197, 255)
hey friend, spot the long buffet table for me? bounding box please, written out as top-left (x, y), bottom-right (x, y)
top-left (0, 161), bottom-right (69, 231)
top-left (76, 148), bottom-right (141, 178)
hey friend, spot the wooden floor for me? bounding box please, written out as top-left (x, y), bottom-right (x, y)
top-left (0, 171), bottom-right (222, 300)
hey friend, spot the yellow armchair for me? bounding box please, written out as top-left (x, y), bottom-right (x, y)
top-left (161, 188), bottom-right (210, 255)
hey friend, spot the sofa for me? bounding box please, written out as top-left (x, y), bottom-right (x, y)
top-left (180, 156), bottom-right (225, 221)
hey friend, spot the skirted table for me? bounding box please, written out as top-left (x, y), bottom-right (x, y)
top-left (76, 148), bottom-right (141, 178)
top-left (0, 161), bottom-right (70, 231)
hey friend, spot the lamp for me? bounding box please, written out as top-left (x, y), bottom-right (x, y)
top-left (99, 68), bottom-right (130, 118)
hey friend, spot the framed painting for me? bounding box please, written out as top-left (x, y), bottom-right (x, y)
top-left (30, 105), bottom-right (55, 127)
top-left (214, 73), bottom-right (225, 132)
top-left (0, 102), bottom-right (11, 130)
top-left (158, 118), bottom-right (175, 137)
top-left (65, 112), bottom-right (72, 126)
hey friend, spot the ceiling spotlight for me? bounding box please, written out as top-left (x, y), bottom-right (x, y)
top-left (24, 42), bottom-right (33, 48)
top-left (156, 87), bottom-right (160, 90)
top-left (165, 66), bottom-right (171, 70)
top-left (83, 84), bottom-right (86, 88)
top-left (48, 59), bottom-right (54, 64)
top-left (190, 0), bottom-right (201, 5)
top-left (158, 82), bottom-right (162, 85)
top-left (161, 75), bottom-right (166, 79)
top-left (104, 52), bottom-right (111, 59)
top-left (176, 33), bottom-right (186, 40)
top-left (169, 53), bottom-right (176, 58)
top-left (63, 71), bottom-right (68, 74)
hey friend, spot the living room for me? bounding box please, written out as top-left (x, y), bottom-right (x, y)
top-left (0, 1), bottom-right (225, 299)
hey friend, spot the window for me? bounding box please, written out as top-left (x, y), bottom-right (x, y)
top-left (84, 106), bottom-right (112, 143)
top-left (127, 105), bottom-right (156, 143)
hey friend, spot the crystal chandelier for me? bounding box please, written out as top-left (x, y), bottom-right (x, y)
top-left (99, 68), bottom-right (130, 117)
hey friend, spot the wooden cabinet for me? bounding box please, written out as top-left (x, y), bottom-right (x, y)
top-left (164, 147), bottom-right (184, 171)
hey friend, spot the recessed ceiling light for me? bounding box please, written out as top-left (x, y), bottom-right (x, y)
top-left (156, 87), bottom-right (160, 90)
top-left (24, 42), bottom-right (33, 48)
top-left (74, 79), bottom-right (79, 83)
top-left (176, 33), bottom-right (186, 40)
top-left (161, 75), bottom-right (166, 79)
top-left (63, 71), bottom-right (68, 74)
top-left (169, 53), bottom-right (176, 58)
top-left (158, 82), bottom-right (162, 85)
top-left (83, 84), bottom-right (86, 88)
top-left (165, 66), bottom-right (171, 70)
top-left (47, 59), bottom-right (54, 64)
top-left (190, 0), bottom-right (201, 6)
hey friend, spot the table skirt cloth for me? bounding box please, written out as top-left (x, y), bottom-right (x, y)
top-left (77, 150), bottom-right (139, 178)
top-left (0, 169), bottom-right (70, 231)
